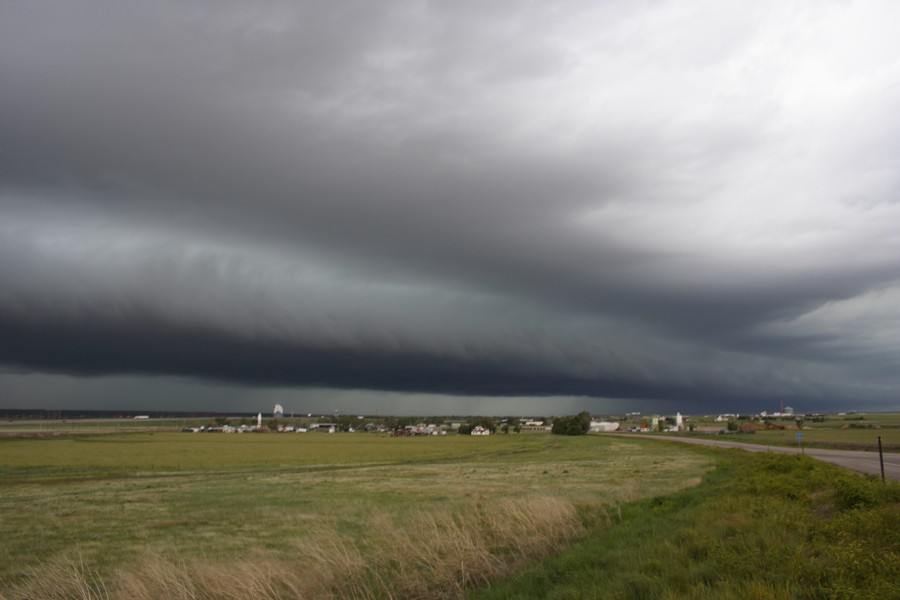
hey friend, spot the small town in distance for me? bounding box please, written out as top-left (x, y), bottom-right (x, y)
top-left (5, 404), bottom-right (890, 448)
top-left (170, 405), bottom-right (889, 443)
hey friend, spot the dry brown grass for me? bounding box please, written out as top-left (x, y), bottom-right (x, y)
top-left (4, 496), bottom-right (588, 600)
top-left (360, 495), bottom-right (586, 598)
top-left (5, 557), bottom-right (108, 600)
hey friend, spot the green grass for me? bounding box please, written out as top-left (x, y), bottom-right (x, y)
top-left (471, 448), bottom-right (900, 600)
top-left (0, 418), bottom-right (189, 433)
top-left (0, 433), bottom-right (711, 597)
top-left (745, 426), bottom-right (899, 451)
top-left (0, 431), bottom-right (537, 476)
top-left (11, 431), bottom-right (897, 598)
top-left (649, 412), bottom-right (900, 452)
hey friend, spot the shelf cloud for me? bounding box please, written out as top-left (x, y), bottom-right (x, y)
top-left (2, 0), bottom-right (899, 414)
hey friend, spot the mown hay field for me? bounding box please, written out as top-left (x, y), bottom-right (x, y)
top-left (0, 432), bottom-right (711, 599)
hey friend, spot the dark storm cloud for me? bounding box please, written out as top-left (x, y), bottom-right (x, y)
top-left (2, 0), bottom-right (900, 412)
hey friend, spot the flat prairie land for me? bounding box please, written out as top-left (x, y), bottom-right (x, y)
top-left (0, 432), bottom-right (711, 599)
top-left (747, 426), bottom-right (900, 450)
top-left (672, 413), bottom-right (900, 452)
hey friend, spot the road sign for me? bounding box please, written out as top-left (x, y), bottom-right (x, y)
top-left (795, 433), bottom-right (803, 439)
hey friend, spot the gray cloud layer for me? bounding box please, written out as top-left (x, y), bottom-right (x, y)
top-left (2, 0), bottom-right (899, 413)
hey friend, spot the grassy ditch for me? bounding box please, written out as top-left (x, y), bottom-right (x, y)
top-left (472, 449), bottom-right (900, 600)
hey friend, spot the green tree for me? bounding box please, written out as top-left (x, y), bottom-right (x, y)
top-left (335, 415), bottom-right (356, 431)
top-left (552, 411), bottom-right (591, 436)
top-left (576, 411), bottom-right (591, 431)
top-left (501, 417), bottom-right (521, 434)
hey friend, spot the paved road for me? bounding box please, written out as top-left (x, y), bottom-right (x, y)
top-left (624, 435), bottom-right (900, 481)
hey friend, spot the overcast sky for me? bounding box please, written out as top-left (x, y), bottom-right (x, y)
top-left (2, 1), bottom-right (899, 416)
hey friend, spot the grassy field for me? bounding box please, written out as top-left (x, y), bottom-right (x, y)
top-left (473, 449), bottom-right (900, 600)
top-left (658, 412), bottom-right (900, 452)
top-left (0, 432), bottom-right (711, 599)
top-left (0, 419), bottom-right (189, 434)
top-left (741, 427), bottom-right (899, 451)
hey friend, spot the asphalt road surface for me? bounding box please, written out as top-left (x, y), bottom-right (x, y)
top-left (626, 435), bottom-right (900, 481)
